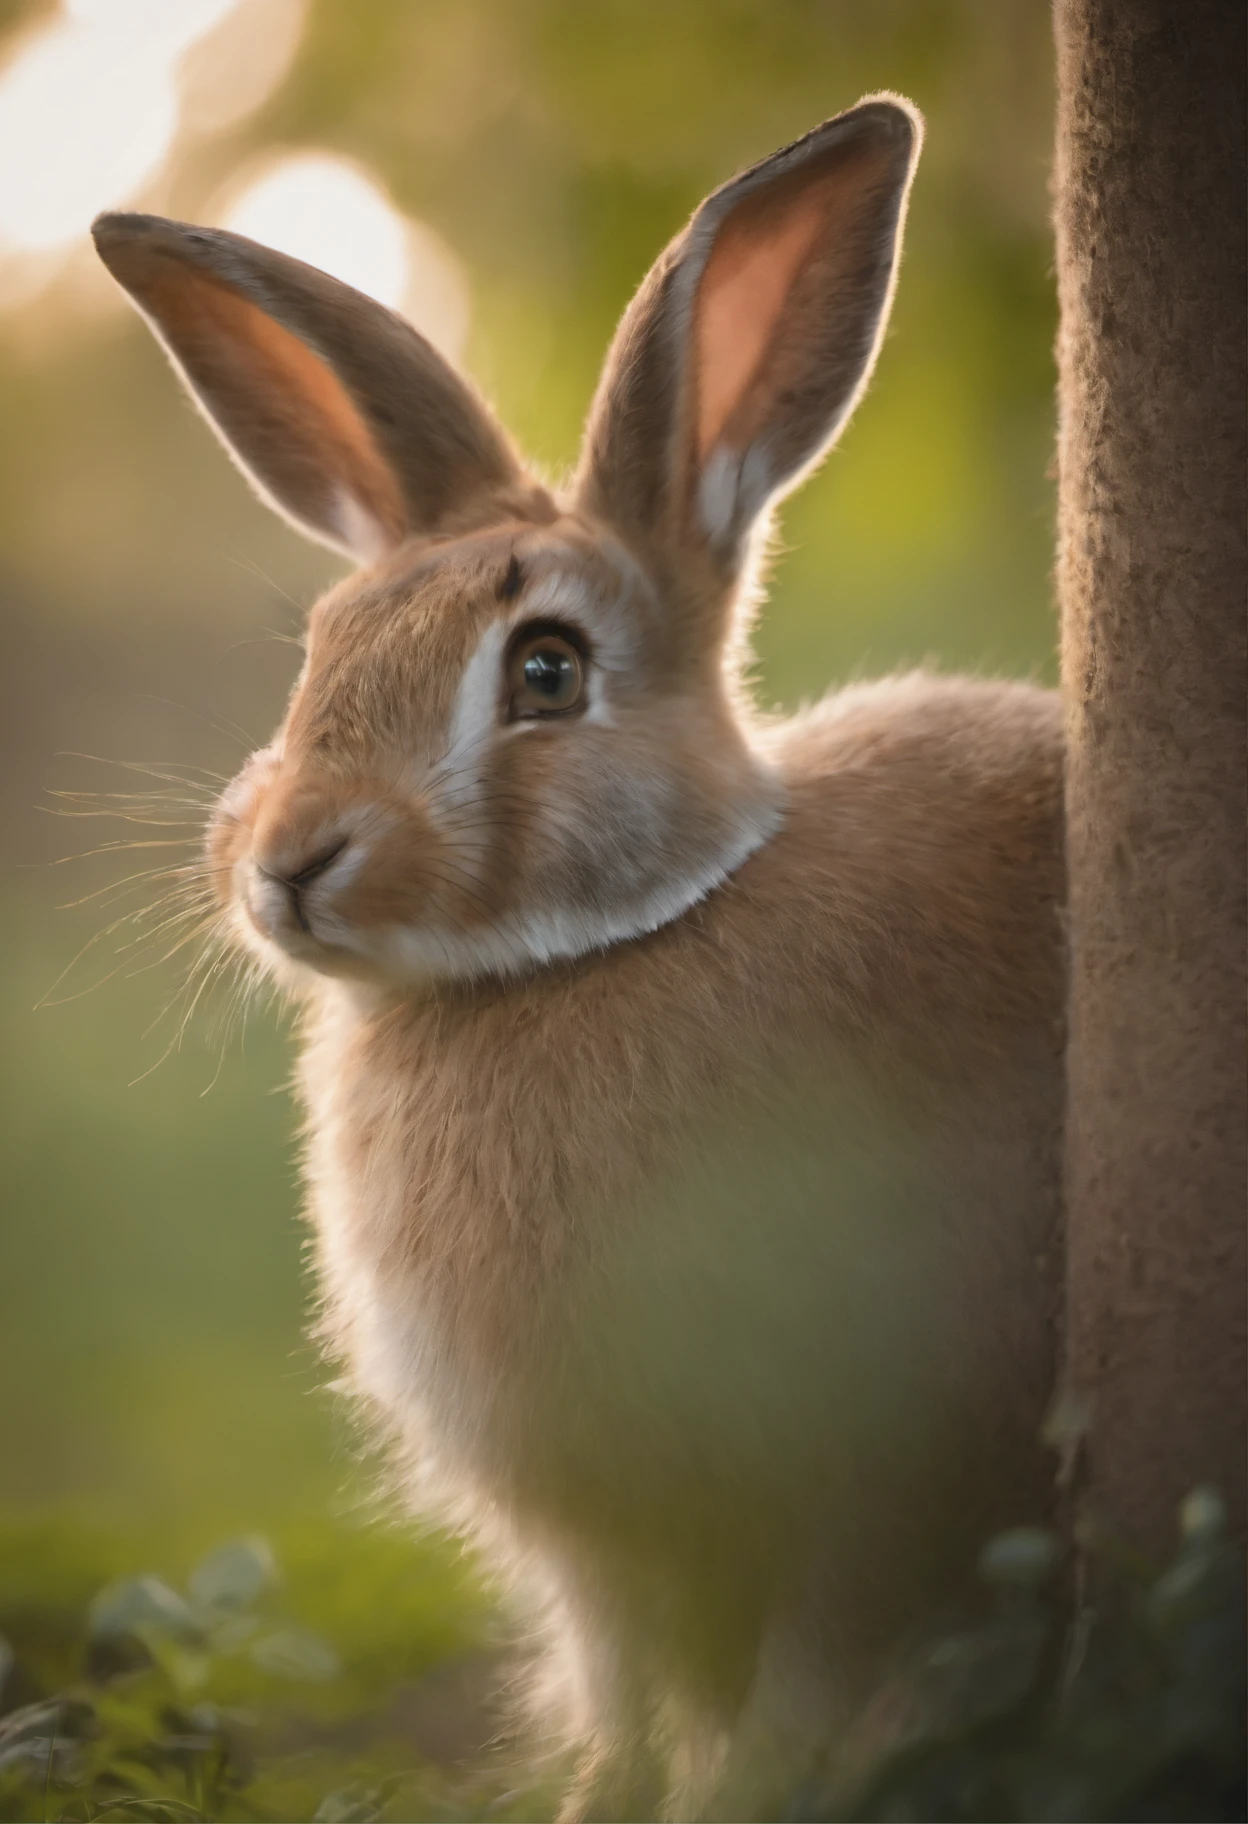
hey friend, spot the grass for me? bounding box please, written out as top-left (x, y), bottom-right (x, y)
top-left (0, 1509), bottom-right (559, 1823)
top-left (1, 1491), bottom-right (1242, 1822)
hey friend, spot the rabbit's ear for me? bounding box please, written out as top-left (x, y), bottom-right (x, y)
top-left (575, 98), bottom-right (921, 610)
top-left (93, 213), bottom-right (528, 561)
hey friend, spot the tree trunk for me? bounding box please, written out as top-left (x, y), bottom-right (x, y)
top-left (1053, 0), bottom-right (1247, 1558)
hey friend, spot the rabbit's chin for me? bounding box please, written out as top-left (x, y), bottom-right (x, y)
top-left (230, 802), bottom-right (781, 995)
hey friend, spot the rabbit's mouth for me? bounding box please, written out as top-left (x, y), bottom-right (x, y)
top-left (224, 817), bottom-right (394, 976)
top-left (207, 749), bottom-right (510, 985)
top-left (204, 748), bottom-right (360, 971)
top-left (245, 836), bottom-right (352, 945)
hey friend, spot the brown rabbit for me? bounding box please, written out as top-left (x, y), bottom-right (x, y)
top-left (94, 95), bottom-right (1064, 1821)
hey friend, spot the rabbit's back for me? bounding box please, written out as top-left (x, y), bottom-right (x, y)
top-left (765, 669), bottom-right (1064, 1062)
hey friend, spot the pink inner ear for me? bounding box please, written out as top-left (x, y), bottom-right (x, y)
top-left (144, 264), bottom-right (409, 549)
top-left (694, 187), bottom-right (827, 461)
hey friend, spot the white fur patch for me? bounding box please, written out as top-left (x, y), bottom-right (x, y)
top-left (428, 576), bottom-right (612, 826)
top-left (379, 792), bottom-right (783, 986)
top-left (330, 487), bottom-right (392, 563)
top-left (431, 618), bottom-right (509, 839)
top-left (698, 443), bottom-right (774, 552)
top-left (514, 571), bottom-right (593, 626)
top-left (508, 575), bottom-right (614, 729)
top-left (736, 442), bottom-right (775, 527)
top-left (698, 445), bottom-right (742, 548)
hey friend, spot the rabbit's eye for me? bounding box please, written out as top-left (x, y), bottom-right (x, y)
top-left (507, 630), bottom-right (585, 720)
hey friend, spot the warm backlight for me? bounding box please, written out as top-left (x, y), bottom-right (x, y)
top-left (222, 154), bottom-right (471, 359)
top-left (0, 0), bottom-right (304, 305)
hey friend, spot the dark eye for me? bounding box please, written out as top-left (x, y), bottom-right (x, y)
top-left (507, 632), bottom-right (585, 719)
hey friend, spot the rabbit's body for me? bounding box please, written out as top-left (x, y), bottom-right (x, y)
top-left (299, 668), bottom-right (1063, 1806)
top-left (94, 95), bottom-right (1067, 1818)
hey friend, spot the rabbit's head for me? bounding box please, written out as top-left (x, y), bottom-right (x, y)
top-left (94, 98), bottom-right (920, 990)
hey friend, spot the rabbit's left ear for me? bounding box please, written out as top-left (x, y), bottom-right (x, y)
top-left (92, 213), bottom-right (530, 562)
top-left (575, 97), bottom-right (921, 608)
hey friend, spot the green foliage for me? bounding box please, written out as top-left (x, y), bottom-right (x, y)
top-left (2, 1497), bottom-right (1241, 1823)
top-left (807, 1489), bottom-right (1247, 1824)
top-left (0, 1522), bottom-right (541, 1824)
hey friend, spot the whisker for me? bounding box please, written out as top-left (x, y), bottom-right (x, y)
top-left (166, 939), bottom-right (237, 1052)
top-left (54, 752), bottom-right (232, 791)
top-left (219, 628), bottom-right (305, 657)
top-left (46, 843), bottom-right (203, 879)
top-left (134, 920), bottom-right (229, 1042)
top-left (223, 549), bottom-right (309, 618)
top-left (117, 934), bottom-right (220, 1007)
top-left (40, 753), bottom-right (258, 1075)
top-left (41, 820), bottom-right (208, 842)
top-left (57, 872), bottom-right (211, 915)
top-left (135, 695), bottom-right (261, 754)
top-left (39, 866), bottom-right (216, 1000)
top-left (114, 900), bottom-right (217, 960)
top-left (203, 951), bottom-right (269, 1086)
top-left (46, 784), bottom-right (216, 805)
top-left (45, 791), bottom-right (212, 811)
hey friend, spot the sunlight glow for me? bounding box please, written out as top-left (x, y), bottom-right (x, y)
top-left (179, 0), bottom-right (305, 135)
top-left (222, 154), bottom-right (471, 361)
top-left (0, 19), bottom-right (183, 251)
top-left (0, 0), bottom-right (306, 306)
top-left (63, 0), bottom-right (241, 49)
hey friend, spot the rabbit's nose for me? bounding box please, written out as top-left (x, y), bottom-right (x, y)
top-left (258, 837), bottom-right (349, 892)
top-left (251, 836), bottom-right (350, 936)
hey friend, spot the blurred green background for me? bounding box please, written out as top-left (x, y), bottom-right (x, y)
top-left (0, 0), bottom-right (1056, 1810)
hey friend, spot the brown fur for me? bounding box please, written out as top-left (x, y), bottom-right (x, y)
top-left (95, 97), bottom-right (1066, 1819)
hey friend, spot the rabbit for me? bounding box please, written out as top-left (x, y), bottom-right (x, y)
top-left (93, 94), bottom-right (1065, 1822)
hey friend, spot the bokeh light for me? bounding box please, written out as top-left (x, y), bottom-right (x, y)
top-left (0, 0), bottom-right (305, 305)
top-left (0, 17), bottom-right (183, 253)
top-left (178, 0), bottom-right (306, 134)
top-left (221, 153), bottom-right (471, 357)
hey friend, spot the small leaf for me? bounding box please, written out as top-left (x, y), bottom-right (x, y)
top-left (0, 1699), bottom-right (88, 1779)
top-left (1042, 1387), bottom-right (1092, 1451)
top-left (250, 1627), bottom-right (340, 1681)
top-left (90, 1576), bottom-right (195, 1642)
top-left (145, 1636), bottom-right (212, 1695)
top-left (978, 1527), bottom-right (1059, 1589)
top-left (1179, 1485), bottom-right (1227, 1544)
top-left (206, 1613), bottom-right (260, 1652)
top-left (1146, 1531), bottom-right (1235, 1634)
top-left (0, 1733), bottom-right (77, 1777)
top-left (188, 1537), bottom-right (275, 1613)
top-left (313, 1785), bottom-right (385, 1822)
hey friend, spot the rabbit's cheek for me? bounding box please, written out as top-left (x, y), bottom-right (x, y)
top-left (331, 811), bottom-right (485, 939)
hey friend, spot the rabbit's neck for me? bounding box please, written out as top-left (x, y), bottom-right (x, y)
top-left (295, 973), bottom-right (635, 1469)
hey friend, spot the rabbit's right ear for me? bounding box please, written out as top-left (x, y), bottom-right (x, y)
top-left (575, 98), bottom-right (921, 635)
top-left (92, 213), bottom-right (532, 562)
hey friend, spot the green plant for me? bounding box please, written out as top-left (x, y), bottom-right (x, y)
top-left (0, 1533), bottom-right (541, 1824)
top-left (2, 1497), bottom-right (1242, 1823)
top-left (805, 1488), bottom-right (1246, 1823)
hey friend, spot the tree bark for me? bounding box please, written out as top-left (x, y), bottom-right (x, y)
top-left (1053, 0), bottom-right (1247, 1558)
